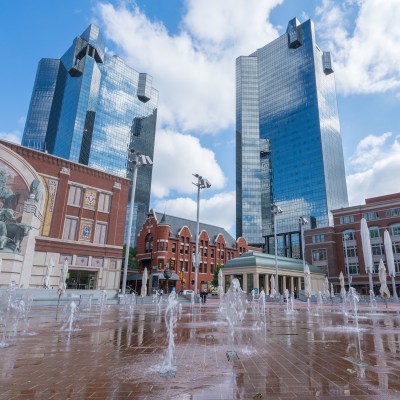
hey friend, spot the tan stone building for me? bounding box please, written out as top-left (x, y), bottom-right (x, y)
top-left (222, 251), bottom-right (325, 296)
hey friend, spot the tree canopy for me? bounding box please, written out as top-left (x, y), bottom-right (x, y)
top-left (122, 245), bottom-right (138, 270)
top-left (212, 264), bottom-right (222, 287)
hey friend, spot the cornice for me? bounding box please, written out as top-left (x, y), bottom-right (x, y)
top-left (0, 140), bottom-right (130, 185)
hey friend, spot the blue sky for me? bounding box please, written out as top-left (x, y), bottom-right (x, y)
top-left (2, 0), bottom-right (400, 235)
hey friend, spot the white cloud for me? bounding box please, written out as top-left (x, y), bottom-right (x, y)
top-left (0, 130), bottom-right (21, 144)
top-left (183, 0), bottom-right (283, 54)
top-left (96, 0), bottom-right (281, 133)
top-left (316, 0), bottom-right (400, 94)
top-left (153, 191), bottom-right (236, 235)
top-left (346, 132), bottom-right (400, 205)
top-left (17, 116), bottom-right (26, 126)
top-left (349, 132), bottom-right (392, 171)
top-left (151, 129), bottom-right (226, 198)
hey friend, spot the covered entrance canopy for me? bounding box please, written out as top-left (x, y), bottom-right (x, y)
top-left (127, 271), bottom-right (180, 294)
top-left (127, 272), bottom-right (147, 281)
top-left (127, 271), bottom-right (180, 281)
top-left (151, 272), bottom-right (180, 281)
top-left (222, 252), bottom-right (325, 296)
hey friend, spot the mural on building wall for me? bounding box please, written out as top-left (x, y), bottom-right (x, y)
top-left (0, 160), bottom-right (38, 253)
top-left (40, 178), bottom-right (58, 237)
top-left (84, 189), bottom-right (97, 210)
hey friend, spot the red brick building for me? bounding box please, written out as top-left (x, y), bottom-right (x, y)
top-left (0, 140), bottom-right (129, 290)
top-left (134, 210), bottom-right (260, 293)
top-left (305, 193), bottom-right (400, 295)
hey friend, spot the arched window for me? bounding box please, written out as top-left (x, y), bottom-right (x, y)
top-left (145, 233), bottom-right (153, 252)
top-left (389, 223), bottom-right (400, 236)
top-left (369, 226), bottom-right (382, 238)
top-left (342, 229), bottom-right (356, 241)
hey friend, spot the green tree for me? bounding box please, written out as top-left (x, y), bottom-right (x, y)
top-left (212, 264), bottom-right (222, 287)
top-left (122, 245), bottom-right (138, 270)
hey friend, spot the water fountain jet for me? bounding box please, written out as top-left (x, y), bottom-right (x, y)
top-left (222, 278), bottom-right (247, 344)
top-left (160, 291), bottom-right (179, 377)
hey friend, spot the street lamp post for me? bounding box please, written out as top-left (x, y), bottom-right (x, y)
top-left (164, 265), bottom-right (172, 294)
top-left (343, 233), bottom-right (352, 289)
top-left (272, 204), bottom-right (283, 297)
top-left (299, 216), bottom-right (308, 272)
top-left (147, 212), bottom-right (154, 270)
top-left (192, 173), bottom-right (211, 295)
top-left (121, 149), bottom-right (153, 295)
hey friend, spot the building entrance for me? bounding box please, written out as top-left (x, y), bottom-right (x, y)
top-left (67, 270), bottom-right (97, 289)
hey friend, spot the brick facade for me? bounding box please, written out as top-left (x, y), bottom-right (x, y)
top-left (135, 210), bottom-right (260, 292)
top-left (305, 193), bottom-right (400, 295)
top-left (0, 140), bottom-right (129, 289)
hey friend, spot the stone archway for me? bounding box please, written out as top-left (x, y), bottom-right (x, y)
top-left (0, 144), bottom-right (46, 287)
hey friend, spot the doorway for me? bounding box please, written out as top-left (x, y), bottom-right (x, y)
top-left (67, 270), bottom-right (97, 289)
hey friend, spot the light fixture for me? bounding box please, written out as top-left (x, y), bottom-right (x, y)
top-left (272, 204), bottom-right (283, 298)
top-left (192, 173), bottom-right (211, 295)
top-left (121, 148), bottom-right (153, 295)
top-left (299, 216), bottom-right (308, 272)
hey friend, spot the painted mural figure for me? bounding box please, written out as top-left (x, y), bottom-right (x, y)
top-left (0, 171), bottom-right (20, 209)
top-left (0, 209), bottom-right (16, 251)
top-left (29, 179), bottom-right (41, 202)
top-left (0, 171), bottom-right (33, 253)
top-left (0, 220), bottom-right (8, 249)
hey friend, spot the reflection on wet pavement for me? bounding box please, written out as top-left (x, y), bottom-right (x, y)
top-left (1, 300), bottom-right (400, 399)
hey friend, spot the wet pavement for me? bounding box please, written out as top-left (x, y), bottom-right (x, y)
top-left (1, 299), bottom-right (400, 399)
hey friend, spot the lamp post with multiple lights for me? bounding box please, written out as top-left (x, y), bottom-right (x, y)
top-left (299, 216), bottom-right (308, 272)
top-left (147, 212), bottom-right (154, 270)
top-left (343, 233), bottom-right (352, 289)
top-left (272, 204), bottom-right (283, 297)
top-left (121, 149), bottom-right (153, 295)
top-left (192, 173), bottom-right (211, 295)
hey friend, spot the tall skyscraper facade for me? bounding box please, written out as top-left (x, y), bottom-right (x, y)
top-left (236, 18), bottom-right (348, 255)
top-left (22, 25), bottom-right (158, 245)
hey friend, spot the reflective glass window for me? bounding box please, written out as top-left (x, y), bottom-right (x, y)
top-left (369, 226), bottom-right (381, 238)
top-left (94, 222), bottom-right (107, 244)
top-left (98, 193), bottom-right (110, 213)
top-left (68, 186), bottom-right (82, 206)
top-left (348, 262), bottom-right (359, 275)
top-left (389, 223), bottom-right (400, 236)
top-left (63, 217), bottom-right (78, 240)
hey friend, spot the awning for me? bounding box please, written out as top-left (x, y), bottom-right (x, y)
top-left (127, 272), bottom-right (180, 281)
top-left (151, 272), bottom-right (180, 281)
top-left (127, 273), bottom-right (148, 281)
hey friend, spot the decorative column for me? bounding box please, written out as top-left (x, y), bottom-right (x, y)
top-left (253, 272), bottom-right (259, 291)
top-left (243, 273), bottom-right (248, 292)
top-left (107, 181), bottom-right (121, 246)
top-left (51, 167), bottom-right (70, 238)
top-left (20, 179), bottom-right (44, 287)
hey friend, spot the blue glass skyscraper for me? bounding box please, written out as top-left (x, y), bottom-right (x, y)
top-left (236, 18), bottom-right (348, 255)
top-left (22, 25), bottom-right (158, 245)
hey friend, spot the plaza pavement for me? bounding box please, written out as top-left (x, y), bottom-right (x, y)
top-left (0, 297), bottom-right (400, 399)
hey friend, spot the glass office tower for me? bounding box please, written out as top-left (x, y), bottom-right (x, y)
top-left (236, 18), bottom-right (348, 254)
top-left (22, 25), bottom-right (158, 245)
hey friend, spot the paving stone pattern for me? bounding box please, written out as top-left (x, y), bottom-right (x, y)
top-left (1, 299), bottom-right (400, 399)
